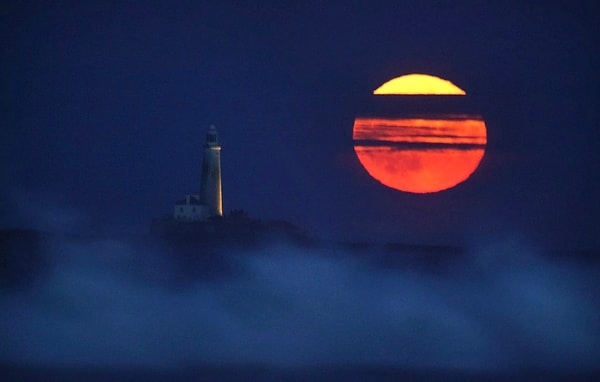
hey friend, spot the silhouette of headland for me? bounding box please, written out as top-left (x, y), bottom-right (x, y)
top-left (150, 209), bottom-right (313, 248)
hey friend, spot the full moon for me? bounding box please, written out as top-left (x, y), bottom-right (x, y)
top-left (353, 74), bottom-right (487, 193)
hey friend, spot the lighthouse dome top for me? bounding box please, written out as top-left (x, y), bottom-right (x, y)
top-left (205, 125), bottom-right (220, 147)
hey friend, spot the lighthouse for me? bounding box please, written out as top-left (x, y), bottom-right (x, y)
top-left (199, 125), bottom-right (223, 217)
top-left (168, 125), bottom-right (223, 222)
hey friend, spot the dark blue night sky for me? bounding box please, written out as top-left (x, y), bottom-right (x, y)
top-left (2, 1), bottom-right (598, 247)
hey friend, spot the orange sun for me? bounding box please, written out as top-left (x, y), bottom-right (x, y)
top-left (353, 74), bottom-right (487, 193)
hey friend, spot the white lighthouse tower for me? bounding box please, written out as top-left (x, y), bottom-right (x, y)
top-left (199, 125), bottom-right (223, 217)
